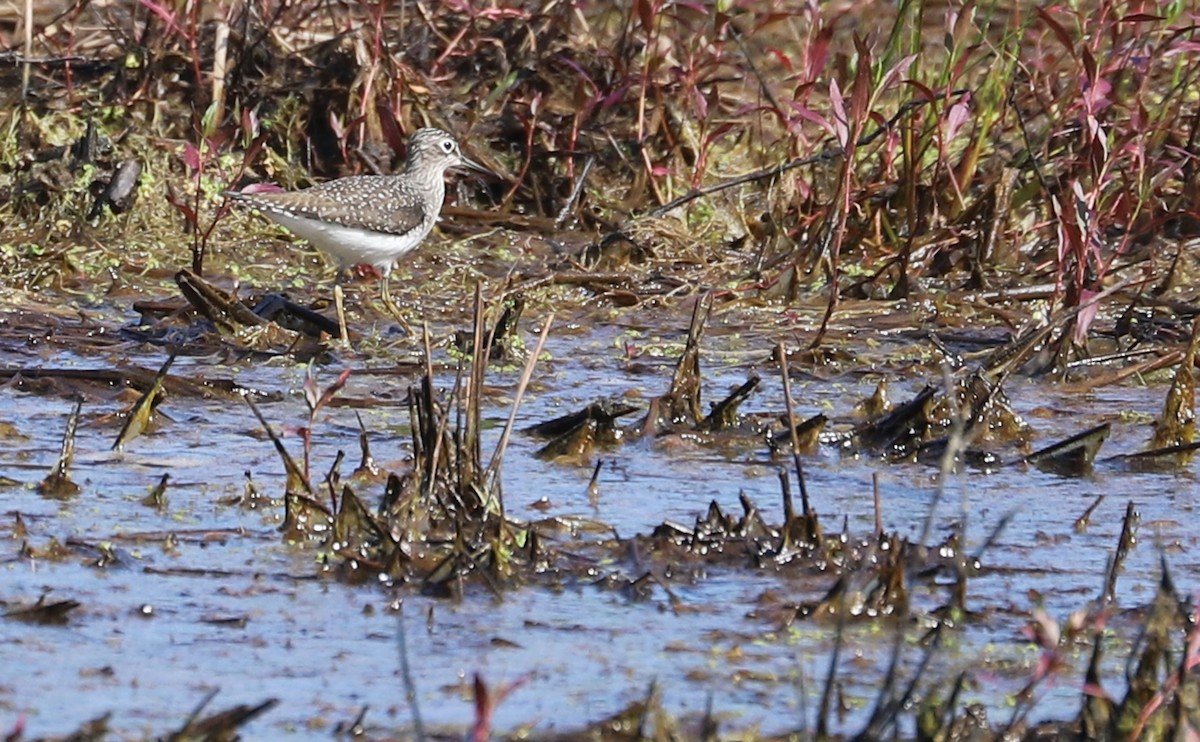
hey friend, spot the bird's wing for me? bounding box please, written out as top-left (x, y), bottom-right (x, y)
top-left (234, 176), bottom-right (429, 236)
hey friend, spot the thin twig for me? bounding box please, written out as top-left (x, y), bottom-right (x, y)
top-left (873, 471), bottom-right (883, 538)
top-left (777, 342), bottom-right (811, 519)
top-left (396, 603), bottom-right (427, 742)
top-left (244, 395), bottom-right (316, 498)
top-left (484, 313), bottom-right (555, 501)
top-left (420, 321), bottom-right (444, 499)
top-left (555, 154), bottom-right (595, 228)
top-left (210, 10), bottom-right (229, 132)
top-left (21, 0), bottom-right (32, 100)
top-left (816, 596), bottom-right (845, 738)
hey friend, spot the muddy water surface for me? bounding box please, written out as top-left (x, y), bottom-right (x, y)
top-left (2, 298), bottom-right (1196, 738)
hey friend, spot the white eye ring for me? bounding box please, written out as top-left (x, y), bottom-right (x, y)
top-left (441, 140), bottom-right (455, 153)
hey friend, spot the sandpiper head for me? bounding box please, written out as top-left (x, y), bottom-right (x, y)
top-left (406, 127), bottom-right (489, 177)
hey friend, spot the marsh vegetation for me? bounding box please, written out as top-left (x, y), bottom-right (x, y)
top-left (2, 0), bottom-right (1200, 739)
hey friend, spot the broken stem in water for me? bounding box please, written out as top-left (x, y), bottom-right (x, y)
top-left (484, 312), bottom-right (555, 512)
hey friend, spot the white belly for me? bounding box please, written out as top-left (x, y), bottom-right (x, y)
top-left (268, 212), bottom-right (433, 276)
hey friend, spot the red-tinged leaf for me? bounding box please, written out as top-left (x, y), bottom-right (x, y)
top-left (789, 102), bottom-right (837, 139)
top-left (635, 0), bottom-right (654, 33)
top-left (1132, 689), bottom-right (1167, 735)
top-left (702, 121), bottom-right (736, 146)
top-left (1081, 46), bottom-right (1097, 85)
top-left (849, 34), bottom-right (871, 124)
top-left (756, 13), bottom-right (796, 27)
top-left (1075, 289), bottom-right (1100, 343)
top-left (240, 106), bottom-right (259, 145)
top-left (877, 54), bottom-right (916, 94)
top-left (471, 673), bottom-right (491, 742)
top-left (903, 79), bottom-right (937, 103)
top-left (1081, 74), bottom-right (1112, 114)
top-left (943, 92), bottom-right (972, 144)
top-left (790, 80), bottom-right (815, 104)
top-left (376, 98), bottom-right (406, 157)
top-left (5, 714), bottom-right (25, 740)
top-left (766, 47), bottom-right (793, 72)
top-left (1031, 650), bottom-right (1056, 682)
top-left (828, 78), bottom-right (849, 147)
top-left (165, 190), bottom-right (197, 225)
top-left (181, 141), bottom-right (202, 173)
top-left (599, 83), bottom-right (632, 109)
top-left (1052, 193), bottom-right (1082, 262)
top-left (1086, 114), bottom-right (1109, 167)
top-left (1081, 682), bottom-right (1112, 699)
top-left (556, 54), bottom-right (599, 93)
top-left (346, 112), bottom-right (368, 134)
top-left (804, 24), bottom-right (834, 83)
top-left (1119, 13), bottom-right (1164, 22)
top-left (490, 672), bottom-right (532, 707)
top-left (690, 86), bottom-right (707, 119)
top-left (1035, 6), bottom-right (1077, 57)
top-left (1165, 41), bottom-right (1200, 57)
top-left (316, 368), bottom-right (352, 411)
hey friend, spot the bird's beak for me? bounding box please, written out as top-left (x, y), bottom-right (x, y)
top-left (457, 153), bottom-right (495, 178)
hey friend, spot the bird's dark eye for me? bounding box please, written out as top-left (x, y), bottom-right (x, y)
top-left (442, 140), bottom-right (455, 153)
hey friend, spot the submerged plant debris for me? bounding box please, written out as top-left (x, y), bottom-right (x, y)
top-left (2, 0), bottom-right (1200, 740)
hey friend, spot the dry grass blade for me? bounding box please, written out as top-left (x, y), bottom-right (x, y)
top-left (244, 395), bottom-right (316, 499)
top-left (209, 11), bottom-right (229, 133)
top-left (20, 0), bottom-right (31, 99)
top-left (484, 312), bottom-right (555, 506)
top-left (777, 342), bottom-right (812, 523)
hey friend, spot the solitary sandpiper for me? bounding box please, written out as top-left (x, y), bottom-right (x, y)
top-left (228, 127), bottom-right (488, 319)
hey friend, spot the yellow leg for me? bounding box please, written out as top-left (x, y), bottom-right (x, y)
top-left (379, 275), bottom-right (411, 331)
top-left (333, 285), bottom-right (350, 345)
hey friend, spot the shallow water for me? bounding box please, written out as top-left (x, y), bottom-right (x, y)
top-left (2, 297), bottom-right (1197, 738)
